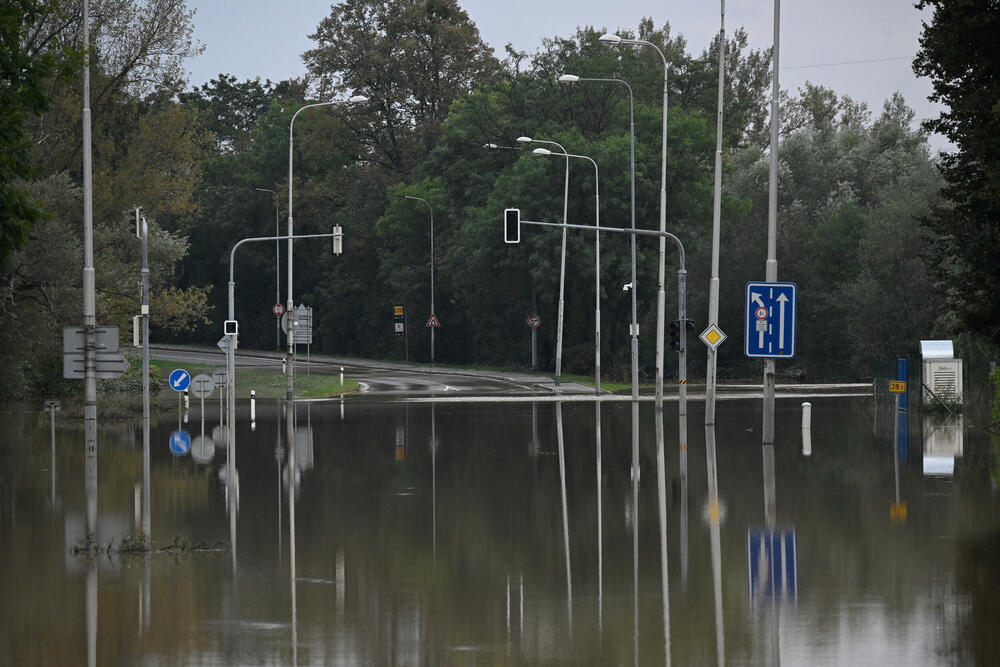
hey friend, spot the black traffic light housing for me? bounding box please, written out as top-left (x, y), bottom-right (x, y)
top-left (128, 207), bottom-right (141, 238)
top-left (670, 320), bottom-right (681, 351)
top-left (504, 208), bottom-right (520, 244)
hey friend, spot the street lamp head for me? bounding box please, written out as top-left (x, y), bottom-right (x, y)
top-left (598, 33), bottom-right (622, 46)
top-left (558, 74), bottom-right (580, 84)
top-left (484, 143), bottom-right (498, 149)
top-left (347, 94), bottom-right (368, 104)
top-left (532, 148), bottom-right (552, 156)
top-left (516, 136), bottom-right (533, 144)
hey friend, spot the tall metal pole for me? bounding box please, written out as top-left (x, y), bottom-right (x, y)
top-left (140, 212), bottom-right (150, 542)
top-left (286, 95), bottom-right (366, 465)
top-left (597, 34), bottom-right (676, 412)
top-left (763, 0), bottom-right (781, 444)
top-left (81, 0), bottom-right (98, 547)
top-left (706, 1), bottom-right (727, 425)
top-left (516, 137), bottom-right (569, 386)
top-left (531, 148), bottom-right (601, 394)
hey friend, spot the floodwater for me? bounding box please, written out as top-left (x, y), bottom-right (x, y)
top-left (1, 392), bottom-right (998, 665)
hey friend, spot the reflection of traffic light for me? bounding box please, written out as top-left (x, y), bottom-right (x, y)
top-left (670, 320), bottom-right (680, 351)
top-left (504, 208), bottom-right (520, 244)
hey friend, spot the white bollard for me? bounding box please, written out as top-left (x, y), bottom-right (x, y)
top-left (801, 401), bottom-right (812, 456)
top-left (250, 390), bottom-right (256, 422)
top-left (340, 366), bottom-right (344, 386)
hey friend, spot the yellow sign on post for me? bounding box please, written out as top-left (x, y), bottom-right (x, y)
top-left (889, 381), bottom-right (906, 393)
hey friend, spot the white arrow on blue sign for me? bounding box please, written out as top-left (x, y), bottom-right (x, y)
top-left (169, 430), bottom-right (191, 456)
top-left (744, 282), bottom-right (797, 358)
top-left (168, 368), bottom-right (191, 392)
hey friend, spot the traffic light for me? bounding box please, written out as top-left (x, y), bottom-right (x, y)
top-left (127, 207), bottom-right (141, 238)
top-left (670, 320), bottom-right (681, 351)
top-left (331, 225), bottom-right (343, 255)
top-left (504, 208), bottom-right (520, 244)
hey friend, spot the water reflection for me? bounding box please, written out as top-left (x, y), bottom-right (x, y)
top-left (705, 425), bottom-right (724, 667)
top-left (555, 402), bottom-right (573, 631)
top-left (922, 412), bottom-right (964, 477)
top-left (655, 407), bottom-right (671, 665)
top-left (7, 394), bottom-right (1000, 664)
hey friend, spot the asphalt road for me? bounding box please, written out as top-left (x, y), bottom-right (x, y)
top-left (150, 344), bottom-right (596, 397)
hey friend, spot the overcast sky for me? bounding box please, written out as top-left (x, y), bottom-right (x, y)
top-left (186, 0), bottom-right (947, 151)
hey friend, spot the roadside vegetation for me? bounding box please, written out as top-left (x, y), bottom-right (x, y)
top-left (3, 0), bottom-right (998, 400)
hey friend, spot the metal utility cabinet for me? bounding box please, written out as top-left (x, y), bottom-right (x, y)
top-left (920, 340), bottom-right (963, 405)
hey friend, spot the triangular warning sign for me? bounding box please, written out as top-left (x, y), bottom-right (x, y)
top-left (425, 314), bottom-right (441, 328)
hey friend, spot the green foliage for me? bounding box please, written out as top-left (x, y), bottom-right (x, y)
top-left (914, 0), bottom-right (1000, 346)
top-left (0, 0), bottom-right (80, 266)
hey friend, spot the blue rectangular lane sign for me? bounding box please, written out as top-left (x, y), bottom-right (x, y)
top-left (744, 282), bottom-right (797, 358)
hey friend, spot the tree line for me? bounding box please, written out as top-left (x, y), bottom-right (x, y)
top-left (3, 0), bottom-right (996, 398)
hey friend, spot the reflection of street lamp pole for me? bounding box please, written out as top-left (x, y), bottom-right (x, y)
top-left (286, 94), bottom-right (367, 456)
top-left (255, 187), bottom-right (281, 351)
top-left (396, 195), bottom-right (436, 363)
top-left (598, 33), bottom-right (674, 407)
top-left (516, 136), bottom-right (569, 386)
top-left (531, 147), bottom-right (602, 394)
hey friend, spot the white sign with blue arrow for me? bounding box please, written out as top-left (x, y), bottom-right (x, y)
top-left (744, 282), bottom-right (797, 358)
top-left (169, 430), bottom-right (191, 456)
top-left (168, 368), bottom-right (191, 392)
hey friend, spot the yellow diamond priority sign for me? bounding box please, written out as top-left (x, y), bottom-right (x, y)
top-left (700, 324), bottom-right (727, 350)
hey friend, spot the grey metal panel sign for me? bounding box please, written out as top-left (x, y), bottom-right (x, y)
top-left (63, 326), bottom-right (120, 353)
top-left (190, 373), bottom-right (214, 399)
top-left (63, 351), bottom-right (129, 379)
top-left (280, 304), bottom-right (313, 344)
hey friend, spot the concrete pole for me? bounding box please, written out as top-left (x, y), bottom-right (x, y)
top-left (81, 0), bottom-right (98, 548)
top-left (763, 0), bottom-right (782, 444)
top-left (517, 138), bottom-right (569, 385)
top-left (706, 0), bottom-right (727, 425)
top-left (140, 212), bottom-right (151, 542)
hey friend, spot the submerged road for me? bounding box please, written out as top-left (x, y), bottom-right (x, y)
top-left (151, 344), bottom-right (872, 401)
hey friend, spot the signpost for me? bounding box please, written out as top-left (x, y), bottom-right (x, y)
top-left (393, 304), bottom-right (407, 361)
top-left (526, 314), bottom-right (541, 369)
top-left (62, 326), bottom-right (128, 379)
top-left (168, 369), bottom-right (191, 392)
top-left (744, 282), bottom-right (797, 358)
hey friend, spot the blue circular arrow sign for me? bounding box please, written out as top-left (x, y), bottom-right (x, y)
top-left (168, 368), bottom-right (191, 392)
top-left (169, 430), bottom-right (191, 456)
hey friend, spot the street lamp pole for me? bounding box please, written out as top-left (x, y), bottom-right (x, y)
top-left (286, 94), bottom-right (366, 456)
top-left (532, 147), bottom-right (602, 395)
top-left (558, 75), bottom-right (638, 406)
top-left (763, 0), bottom-right (782, 444)
top-left (515, 137), bottom-right (569, 386)
top-left (598, 33), bottom-right (673, 408)
top-left (706, 1), bottom-right (727, 425)
top-left (255, 187), bottom-right (281, 351)
top-left (397, 195), bottom-right (435, 363)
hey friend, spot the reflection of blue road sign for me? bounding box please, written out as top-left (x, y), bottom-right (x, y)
top-left (169, 430), bottom-right (191, 456)
top-left (169, 368), bottom-right (191, 392)
top-left (744, 282), bottom-right (797, 358)
top-left (747, 529), bottom-right (798, 599)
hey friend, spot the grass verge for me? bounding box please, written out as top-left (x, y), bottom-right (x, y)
top-left (149, 360), bottom-right (358, 399)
